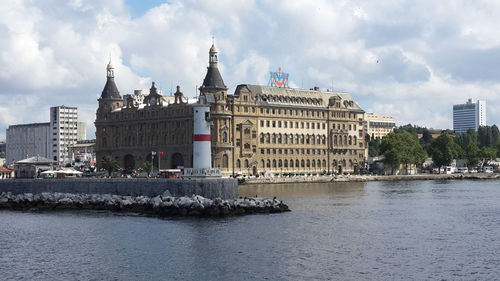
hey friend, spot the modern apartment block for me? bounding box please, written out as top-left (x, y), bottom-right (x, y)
top-left (50, 106), bottom-right (86, 162)
top-left (6, 123), bottom-right (51, 164)
top-left (453, 98), bottom-right (486, 133)
top-left (364, 113), bottom-right (396, 140)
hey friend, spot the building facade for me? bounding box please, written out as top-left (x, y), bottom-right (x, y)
top-left (95, 44), bottom-right (367, 176)
top-left (453, 98), bottom-right (486, 133)
top-left (6, 123), bottom-right (51, 164)
top-left (50, 105), bottom-right (85, 162)
top-left (68, 139), bottom-right (96, 164)
top-left (364, 113), bottom-right (396, 140)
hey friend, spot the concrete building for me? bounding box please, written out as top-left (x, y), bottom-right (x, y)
top-left (68, 139), bottom-right (96, 164)
top-left (6, 123), bottom-right (51, 164)
top-left (453, 98), bottom-right (486, 133)
top-left (364, 113), bottom-right (396, 140)
top-left (13, 155), bottom-right (54, 178)
top-left (50, 106), bottom-right (85, 163)
top-left (95, 44), bottom-right (367, 176)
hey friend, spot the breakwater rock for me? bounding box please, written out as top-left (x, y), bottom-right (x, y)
top-left (0, 192), bottom-right (290, 217)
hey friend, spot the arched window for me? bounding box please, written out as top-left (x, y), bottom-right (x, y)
top-left (260, 133), bottom-right (265, 144)
top-left (306, 134), bottom-right (310, 145)
top-left (278, 159), bottom-right (282, 168)
top-left (222, 154), bottom-right (228, 168)
top-left (354, 136), bottom-right (357, 145)
top-left (260, 160), bottom-right (265, 168)
top-left (312, 160), bottom-right (316, 168)
top-left (311, 134), bottom-right (316, 145)
top-left (244, 159), bottom-right (249, 168)
top-left (349, 136), bottom-right (352, 145)
top-left (266, 133), bottom-right (270, 144)
top-left (284, 134), bottom-right (288, 144)
top-left (322, 135), bottom-right (326, 145)
top-left (295, 159), bottom-right (300, 168)
top-left (343, 136), bottom-right (348, 145)
top-left (223, 131), bottom-right (228, 143)
top-left (266, 160), bottom-right (271, 168)
top-left (334, 135), bottom-right (338, 146)
top-left (284, 160), bottom-right (288, 168)
top-left (236, 159), bottom-right (241, 168)
top-left (290, 159), bottom-right (294, 168)
top-left (301, 160), bottom-right (305, 167)
top-left (272, 134), bottom-right (277, 144)
top-left (306, 159), bottom-right (310, 168)
top-left (272, 159), bottom-right (277, 168)
top-left (278, 134), bottom-right (282, 144)
top-left (317, 160), bottom-right (321, 168)
top-left (322, 160), bottom-right (326, 168)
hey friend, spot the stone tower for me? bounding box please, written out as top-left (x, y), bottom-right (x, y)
top-left (199, 42), bottom-right (232, 172)
top-left (97, 60), bottom-right (123, 118)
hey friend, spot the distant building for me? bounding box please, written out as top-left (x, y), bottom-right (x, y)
top-left (68, 139), bottom-right (96, 164)
top-left (364, 113), bottom-right (396, 140)
top-left (50, 106), bottom-right (86, 163)
top-left (6, 106), bottom-right (86, 165)
top-left (13, 155), bottom-right (54, 178)
top-left (453, 98), bottom-right (486, 133)
top-left (6, 123), bottom-right (51, 164)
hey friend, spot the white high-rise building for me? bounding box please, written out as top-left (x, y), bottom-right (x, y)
top-left (6, 123), bottom-right (51, 164)
top-left (453, 99), bottom-right (486, 133)
top-left (50, 106), bottom-right (85, 163)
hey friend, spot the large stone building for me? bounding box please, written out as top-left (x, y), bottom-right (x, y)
top-left (95, 44), bottom-right (367, 176)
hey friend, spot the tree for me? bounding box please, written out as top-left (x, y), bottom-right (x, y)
top-left (430, 133), bottom-right (463, 172)
top-left (142, 161), bottom-right (154, 177)
top-left (380, 131), bottom-right (427, 175)
top-left (368, 137), bottom-right (382, 157)
top-left (100, 155), bottom-right (119, 177)
top-left (480, 147), bottom-right (497, 168)
top-left (465, 143), bottom-right (481, 169)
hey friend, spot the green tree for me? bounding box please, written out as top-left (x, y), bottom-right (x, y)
top-left (368, 137), bottom-right (382, 157)
top-left (142, 161), bottom-right (154, 177)
top-left (430, 133), bottom-right (463, 172)
top-left (465, 143), bottom-right (481, 169)
top-left (480, 147), bottom-right (497, 168)
top-left (99, 155), bottom-right (119, 177)
top-left (380, 131), bottom-right (427, 175)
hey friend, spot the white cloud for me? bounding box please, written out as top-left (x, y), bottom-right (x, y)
top-left (1, 0), bottom-right (500, 141)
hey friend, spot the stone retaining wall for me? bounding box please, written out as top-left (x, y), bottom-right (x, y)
top-left (0, 178), bottom-right (238, 199)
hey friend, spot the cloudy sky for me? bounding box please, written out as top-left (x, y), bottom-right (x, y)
top-left (1, 0), bottom-right (499, 140)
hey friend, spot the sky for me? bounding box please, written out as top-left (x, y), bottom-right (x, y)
top-left (1, 0), bottom-right (499, 140)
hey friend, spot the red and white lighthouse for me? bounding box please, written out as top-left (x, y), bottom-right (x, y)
top-left (192, 104), bottom-right (212, 169)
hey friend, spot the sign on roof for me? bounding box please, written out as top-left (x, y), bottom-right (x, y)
top-left (268, 67), bottom-right (289, 88)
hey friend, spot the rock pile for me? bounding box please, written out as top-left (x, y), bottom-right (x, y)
top-left (0, 192), bottom-right (290, 217)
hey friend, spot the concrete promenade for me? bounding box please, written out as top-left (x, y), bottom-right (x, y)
top-left (242, 173), bottom-right (500, 185)
top-left (0, 178), bottom-right (238, 199)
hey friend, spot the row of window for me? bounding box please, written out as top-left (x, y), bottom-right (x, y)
top-left (259, 133), bottom-right (327, 145)
top-left (233, 158), bottom-right (357, 169)
top-left (234, 106), bottom-right (360, 120)
top-left (259, 148), bottom-right (361, 156)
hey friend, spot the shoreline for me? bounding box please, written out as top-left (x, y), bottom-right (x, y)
top-left (241, 173), bottom-right (500, 185)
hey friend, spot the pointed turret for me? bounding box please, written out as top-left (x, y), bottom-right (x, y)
top-left (101, 59), bottom-right (121, 100)
top-left (201, 41), bottom-right (227, 90)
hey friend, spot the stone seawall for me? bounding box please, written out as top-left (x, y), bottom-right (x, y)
top-left (0, 178), bottom-right (238, 199)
